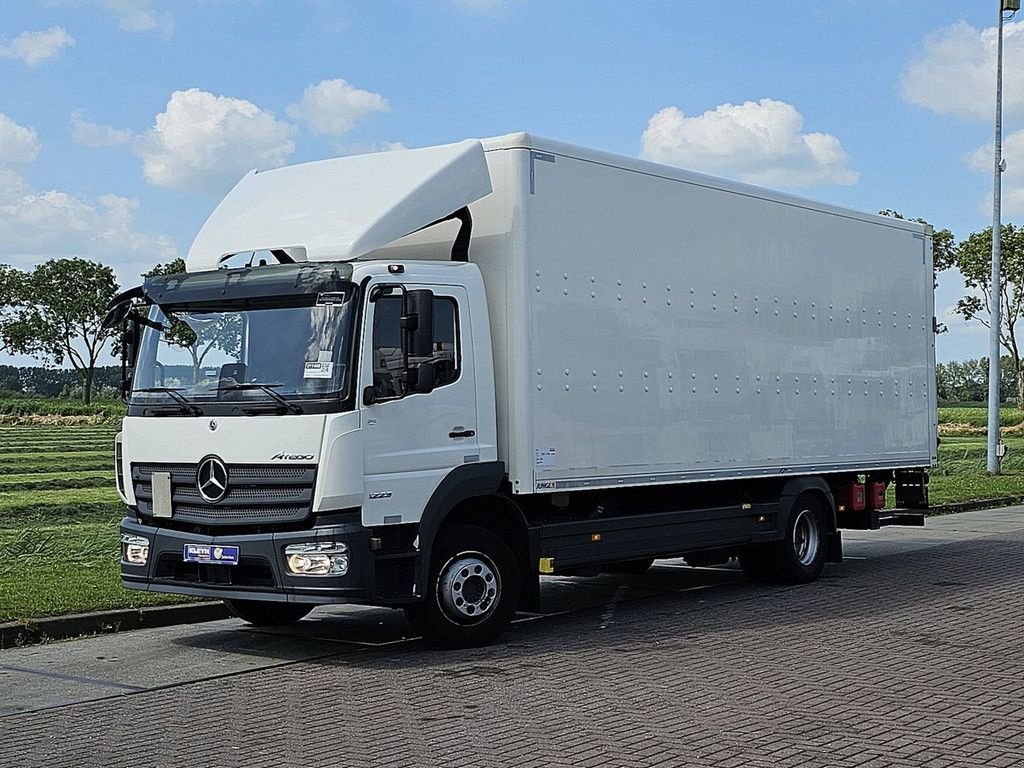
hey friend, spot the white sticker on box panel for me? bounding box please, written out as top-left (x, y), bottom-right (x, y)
top-left (304, 361), bottom-right (334, 379)
top-left (535, 448), bottom-right (556, 468)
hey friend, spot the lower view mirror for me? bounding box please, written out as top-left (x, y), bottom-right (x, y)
top-left (363, 385), bottom-right (377, 406)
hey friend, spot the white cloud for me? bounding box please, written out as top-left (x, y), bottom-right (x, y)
top-left (902, 20), bottom-right (1024, 121)
top-left (286, 78), bottom-right (390, 137)
top-left (0, 112), bottom-right (178, 283)
top-left (70, 110), bottom-right (133, 147)
top-left (101, 0), bottom-right (174, 36)
top-left (964, 130), bottom-right (1024, 216)
top-left (0, 114), bottom-right (42, 165)
top-left (640, 98), bottom-right (858, 188)
top-left (0, 27), bottom-right (75, 67)
top-left (133, 88), bottom-right (296, 195)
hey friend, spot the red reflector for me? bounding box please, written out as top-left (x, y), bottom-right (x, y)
top-left (872, 482), bottom-right (887, 509)
top-left (851, 483), bottom-right (866, 511)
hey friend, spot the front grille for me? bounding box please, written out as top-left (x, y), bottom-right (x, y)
top-left (132, 462), bottom-right (316, 526)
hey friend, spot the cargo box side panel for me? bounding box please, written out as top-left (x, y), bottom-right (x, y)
top-left (521, 152), bottom-right (933, 493)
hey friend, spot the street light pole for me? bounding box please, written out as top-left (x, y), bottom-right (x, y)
top-left (988, 0), bottom-right (1016, 474)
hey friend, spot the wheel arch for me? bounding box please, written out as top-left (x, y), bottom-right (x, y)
top-left (415, 462), bottom-right (534, 601)
top-left (778, 476), bottom-right (837, 534)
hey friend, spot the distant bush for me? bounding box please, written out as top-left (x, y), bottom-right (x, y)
top-left (0, 397), bottom-right (126, 417)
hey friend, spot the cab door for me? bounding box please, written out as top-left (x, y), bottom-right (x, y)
top-left (359, 283), bottom-right (479, 526)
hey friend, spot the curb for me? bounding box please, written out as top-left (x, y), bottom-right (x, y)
top-left (0, 601), bottom-right (229, 649)
top-left (928, 496), bottom-right (1024, 516)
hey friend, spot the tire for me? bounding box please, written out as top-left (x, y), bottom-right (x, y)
top-left (404, 524), bottom-right (521, 648)
top-left (601, 558), bottom-right (655, 575)
top-left (224, 599), bottom-right (313, 626)
top-left (739, 493), bottom-right (828, 583)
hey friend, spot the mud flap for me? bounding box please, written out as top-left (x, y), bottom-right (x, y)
top-left (826, 529), bottom-right (843, 563)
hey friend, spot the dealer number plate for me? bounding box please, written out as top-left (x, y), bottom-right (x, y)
top-left (183, 543), bottom-right (240, 566)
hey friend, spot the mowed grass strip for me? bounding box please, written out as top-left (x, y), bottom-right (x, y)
top-left (0, 470), bottom-right (113, 485)
top-left (0, 450), bottom-right (110, 463)
top-left (0, 445), bottom-right (115, 456)
top-left (0, 475), bottom-right (113, 492)
top-left (0, 457), bottom-right (113, 475)
top-left (0, 487), bottom-right (123, 522)
top-left (0, 430), bottom-right (118, 442)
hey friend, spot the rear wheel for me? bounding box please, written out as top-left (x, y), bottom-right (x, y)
top-left (224, 599), bottom-right (313, 626)
top-left (404, 525), bottom-right (520, 648)
top-left (739, 493), bottom-right (828, 583)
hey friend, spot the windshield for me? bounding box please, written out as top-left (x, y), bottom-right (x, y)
top-left (131, 292), bottom-right (355, 412)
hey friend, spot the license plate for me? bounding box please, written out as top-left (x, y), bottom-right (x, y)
top-left (183, 543), bottom-right (240, 566)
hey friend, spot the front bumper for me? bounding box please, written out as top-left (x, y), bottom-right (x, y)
top-left (120, 516), bottom-right (388, 605)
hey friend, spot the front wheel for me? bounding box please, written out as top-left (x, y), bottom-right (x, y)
top-left (224, 599), bottom-right (313, 626)
top-left (404, 525), bottom-right (521, 648)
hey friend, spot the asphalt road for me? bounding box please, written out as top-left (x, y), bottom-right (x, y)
top-left (1, 508), bottom-right (1023, 767)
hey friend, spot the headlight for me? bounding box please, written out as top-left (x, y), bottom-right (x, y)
top-left (121, 533), bottom-right (150, 565)
top-left (284, 542), bottom-right (349, 576)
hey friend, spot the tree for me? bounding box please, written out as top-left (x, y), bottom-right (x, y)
top-left (0, 259), bottom-right (119, 404)
top-left (935, 356), bottom-right (1018, 404)
top-left (143, 258), bottom-right (240, 382)
top-left (953, 224), bottom-right (1024, 408)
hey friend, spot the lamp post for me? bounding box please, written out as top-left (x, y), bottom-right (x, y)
top-left (988, 0), bottom-right (1019, 475)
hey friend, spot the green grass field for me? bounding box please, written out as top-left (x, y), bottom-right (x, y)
top-left (0, 421), bottom-right (187, 624)
top-left (0, 402), bottom-right (1022, 624)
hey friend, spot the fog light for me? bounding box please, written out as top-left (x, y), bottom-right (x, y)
top-left (121, 534), bottom-right (150, 565)
top-left (284, 542), bottom-right (349, 576)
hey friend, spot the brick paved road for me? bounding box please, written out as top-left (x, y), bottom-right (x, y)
top-left (2, 511), bottom-right (1024, 768)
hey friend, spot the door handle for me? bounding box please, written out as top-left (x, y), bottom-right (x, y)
top-left (449, 429), bottom-right (475, 439)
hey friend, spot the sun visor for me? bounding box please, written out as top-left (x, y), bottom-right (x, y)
top-left (185, 139), bottom-right (493, 272)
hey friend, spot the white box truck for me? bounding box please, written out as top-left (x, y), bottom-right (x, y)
top-left (105, 133), bottom-right (936, 646)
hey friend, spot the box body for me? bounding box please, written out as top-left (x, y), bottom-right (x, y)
top-left (381, 134), bottom-right (937, 495)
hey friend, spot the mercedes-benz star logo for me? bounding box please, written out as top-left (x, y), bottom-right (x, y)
top-left (197, 456), bottom-right (229, 503)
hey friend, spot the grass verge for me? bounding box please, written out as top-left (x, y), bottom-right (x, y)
top-left (0, 508), bottom-right (186, 623)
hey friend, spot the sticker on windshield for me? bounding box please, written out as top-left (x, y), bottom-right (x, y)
top-left (316, 292), bottom-right (347, 306)
top-left (304, 361), bottom-right (334, 379)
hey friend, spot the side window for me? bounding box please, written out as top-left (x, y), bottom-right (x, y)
top-left (430, 298), bottom-right (459, 388)
top-left (370, 294), bottom-right (460, 400)
top-left (371, 297), bottom-right (406, 399)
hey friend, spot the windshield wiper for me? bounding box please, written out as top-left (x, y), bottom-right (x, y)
top-left (133, 387), bottom-right (204, 416)
top-left (220, 382), bottom-right (303, 415)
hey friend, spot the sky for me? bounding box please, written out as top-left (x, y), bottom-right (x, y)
top-left (0, 0), bottom-right (1020, 366)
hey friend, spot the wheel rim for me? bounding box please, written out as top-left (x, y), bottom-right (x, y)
top-left (436, 551), bottom-right (501, 625)
top-left (792, 508), bottom-right (820, 567)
